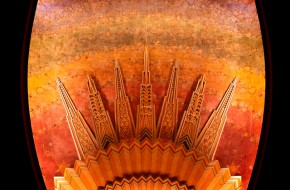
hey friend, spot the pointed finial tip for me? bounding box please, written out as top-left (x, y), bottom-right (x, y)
top-left (56, 77), bottom-right (62, 85)
top-left (115, 59), bottom-right (119, 68)
top-left (174, 60), bottom-right (179, 68)
top-left (233, 77), bottom-right (238, 84)
top-left (144, 45), bottom-right (148, 53)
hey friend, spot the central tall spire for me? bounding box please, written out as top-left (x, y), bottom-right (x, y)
top-left (136, 46), bottom-right (156, 141)
top-left (143, 46), bottom-right (150, 84)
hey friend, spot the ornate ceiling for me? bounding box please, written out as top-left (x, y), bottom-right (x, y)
top-left (28, 0), bottom-right (265, 189)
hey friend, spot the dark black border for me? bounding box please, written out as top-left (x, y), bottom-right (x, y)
top-left (10, 0), bottom-right (277, 189)
top-left (248, 0), bottom-right (279, 189)
top-left (9, 0), bottom-right (46, 189)
top-left (247, 0), bottom-right (272, 189)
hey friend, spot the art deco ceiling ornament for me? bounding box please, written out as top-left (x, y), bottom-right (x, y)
top-left (54, 47), bottom-right (241, 190)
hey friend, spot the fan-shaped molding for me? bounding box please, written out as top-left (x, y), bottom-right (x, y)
top-left (54, 48), bottom-right (241, 190)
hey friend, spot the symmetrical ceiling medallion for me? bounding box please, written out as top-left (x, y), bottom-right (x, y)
top-left (54, 47), bottom-right (241, 190)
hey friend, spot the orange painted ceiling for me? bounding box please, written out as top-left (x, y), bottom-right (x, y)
top-left (28, 0), bottom-right (265, 189)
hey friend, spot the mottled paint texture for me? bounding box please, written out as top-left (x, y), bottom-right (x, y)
top-left (28, 0), bottom-right (264, 189)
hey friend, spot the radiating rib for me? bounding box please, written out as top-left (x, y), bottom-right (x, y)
top-left (56, 77), bottom-right (98, 160)
top-left (136, 47), bottom-right (156, 141)
top-left (114, 60), bottom-right (135, 141)
top-left (194, 77), bottom-right (238, 160)
top-left (175, 75), bottom-right (206, 149)
top-left (87, 75), bottom-right (118, 149)
top-left (157, 61), bottom-right (179, 142)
